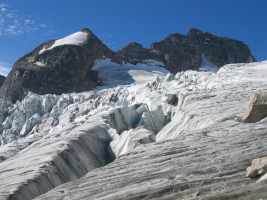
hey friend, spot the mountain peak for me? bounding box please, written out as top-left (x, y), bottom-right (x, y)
top-left (187, 28), bottom-right (205, 36)
top-left (0, 29), bottom-right (122, 102)
top-left (80, 28), bottom-right (93, 34)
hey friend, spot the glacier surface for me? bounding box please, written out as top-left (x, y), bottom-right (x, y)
top-left (0, 60), bottom-right (267, 199)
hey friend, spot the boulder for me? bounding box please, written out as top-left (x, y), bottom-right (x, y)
top-left (241, 93), bottom-right (267, 123)
top-left (246, 157), bottom-right (267, 178)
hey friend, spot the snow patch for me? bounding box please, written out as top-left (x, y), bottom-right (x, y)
top-left (39, 48), bottom-right (46, 54)
top-left (92, 59), bottom-right (170, 90)
top-left (39, 31), bottom-right (87, 54)
top-left (143, 59), bottom-right (165, 66)
top-left (198, 53), bottom-right (219, 72)
top-left (35, 61), bottom-right (45, 66)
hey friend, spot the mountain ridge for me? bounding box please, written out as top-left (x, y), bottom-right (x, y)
top-left (118, 28), bottom-right (256, 73)
top-left (0, 28), bottom-right (256, 103)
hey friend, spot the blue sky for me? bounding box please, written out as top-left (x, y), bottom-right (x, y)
top-left (0, 0), bottom-right (266, 76)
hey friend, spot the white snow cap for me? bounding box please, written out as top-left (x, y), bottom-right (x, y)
top-left (39, 31), bottom-right (88, 54)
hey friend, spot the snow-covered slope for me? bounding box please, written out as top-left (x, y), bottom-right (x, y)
top-left (39, 31), bottom-right (88, 54)
top-left (92, 58), bottom-right (170, 89)
top-left (0, 61), bottom-right (267, 199)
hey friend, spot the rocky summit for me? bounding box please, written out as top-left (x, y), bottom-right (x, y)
top-left (0, 28), bottom-right (256, 103)
top-left (0, 28), bottom-right (122, 103)
top-left (118, 28), bottom-right (256, 73)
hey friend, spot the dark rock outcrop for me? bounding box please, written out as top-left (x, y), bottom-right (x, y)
top-left (118, 42), bottom-right (164, 64)
top-left (242, 93), bottom-right (267, 123)
top-left (0, 28), bottom-right (123, 103)
top-left (118, 28), bottom-right (256, 73)
top-left (0, 75), bottom-right (5, 87)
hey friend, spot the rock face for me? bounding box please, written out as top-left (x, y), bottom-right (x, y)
top-left (118, 28), bottom-right (256, 73)
top-left (241, 93), bottom-right (267, 123)
top-left (0, 75), bottom-right (5, 87)
top-left (0, 28), bottom-right (122, 103)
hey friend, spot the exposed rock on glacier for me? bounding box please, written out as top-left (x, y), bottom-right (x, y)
top-left (0, 61), bottom-right (267, 199)
top-left (246, 157), bottom-right (267, 178)
top-left (241, 92), bottom-right (267, 123)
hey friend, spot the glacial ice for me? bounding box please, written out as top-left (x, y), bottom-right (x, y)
top-left (0, 60), bottom-right (267, 199)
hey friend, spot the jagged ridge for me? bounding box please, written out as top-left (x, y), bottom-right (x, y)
top-left (118, 28), bottom-right (256, 73)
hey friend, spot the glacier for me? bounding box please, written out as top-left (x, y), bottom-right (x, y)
top-left (0, 60), bottom-right (267, 199)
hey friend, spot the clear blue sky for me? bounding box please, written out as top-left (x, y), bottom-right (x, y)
top-left (0, 0), bottom-right (266, 76)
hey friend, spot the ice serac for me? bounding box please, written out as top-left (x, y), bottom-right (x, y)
top-left (0, 28), bottom-right (123, 103)
top-left (118, 28), bottom-right (256, 74)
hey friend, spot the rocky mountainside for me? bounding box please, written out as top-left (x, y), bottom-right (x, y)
top-left (0, 61), bottom-right (267, 199)
top-left (0, 28), bottom-right (123, 103)
top-left (118, 28), bottom-right (256, 73)
top-left (0, 75), bottom-right (5, 87)
top-left (0, 28), bottom-right (255, 103)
